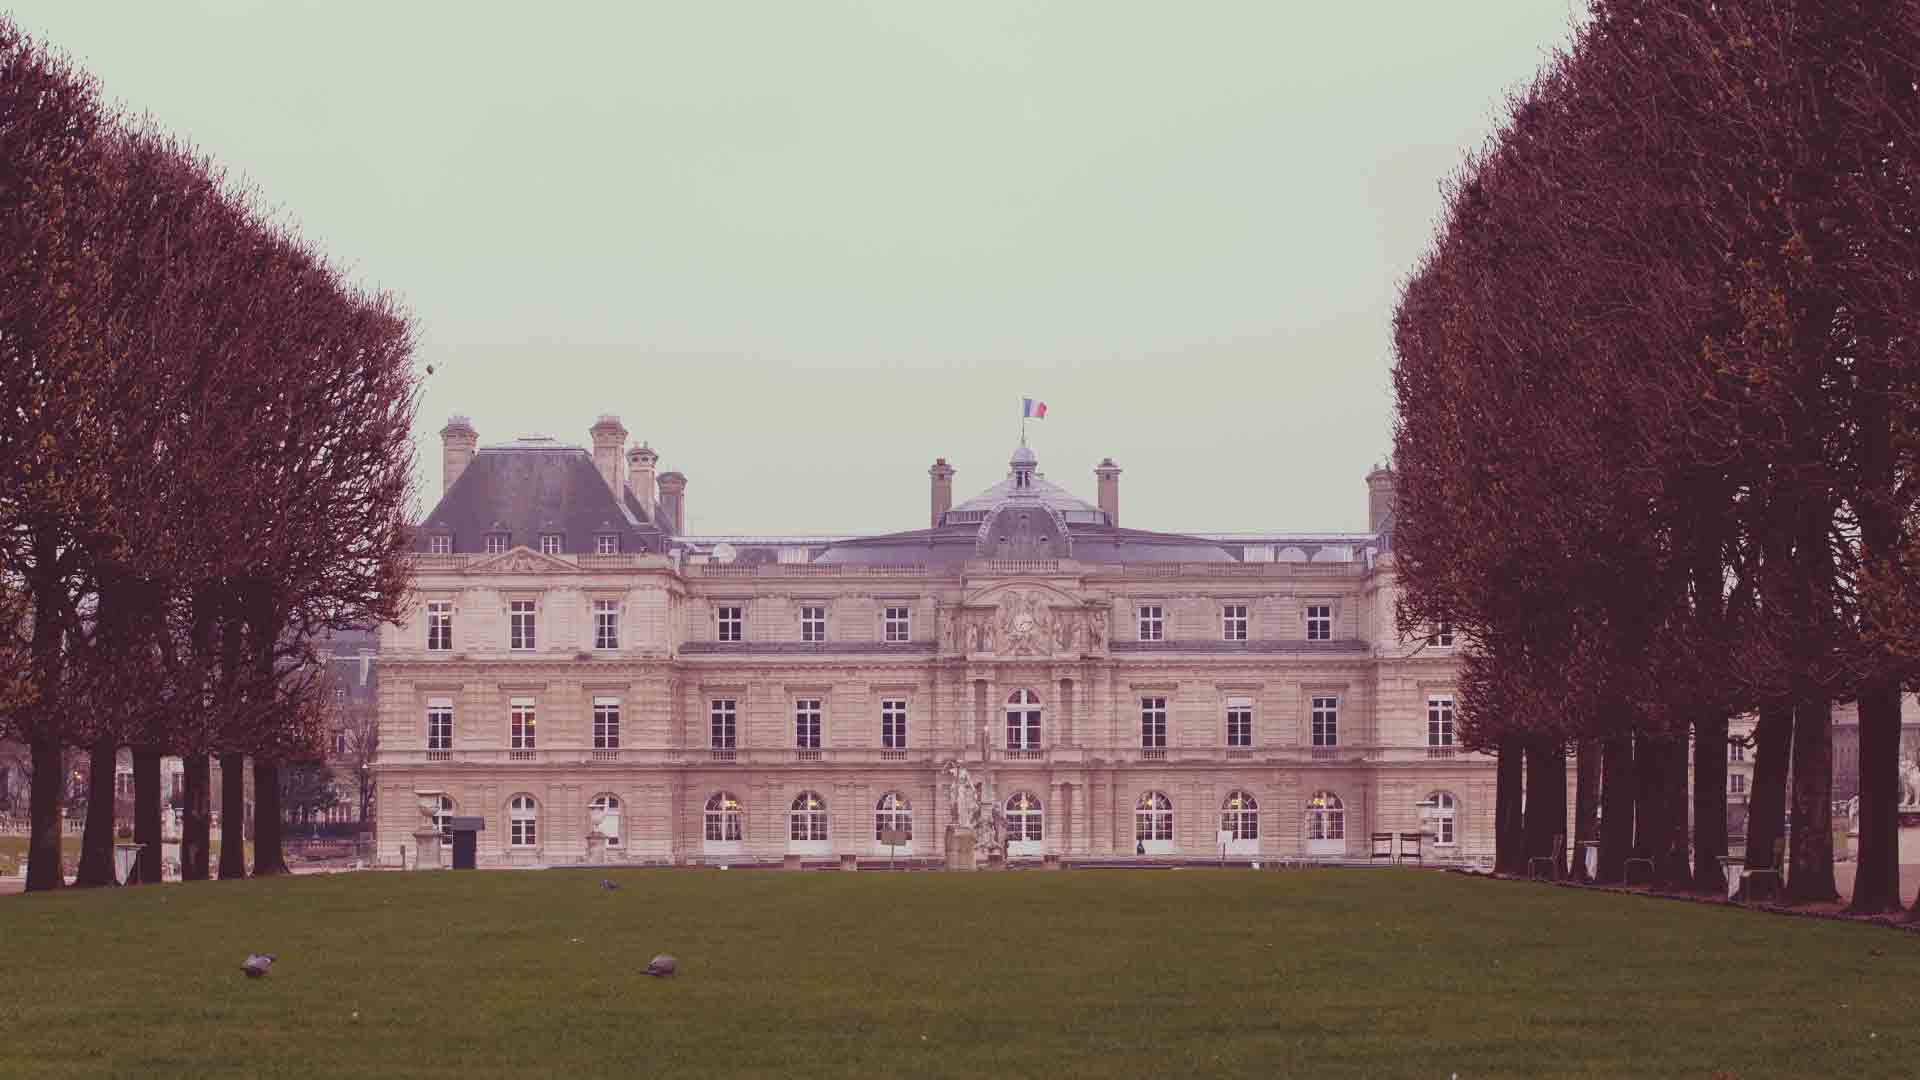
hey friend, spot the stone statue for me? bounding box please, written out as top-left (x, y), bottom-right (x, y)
top-left (1902, 757), bottom-right (1920, 808)
top-left (1087, 610), bottom-right (1107, 650)
top-left (944, 760), bottom-right (977, 825)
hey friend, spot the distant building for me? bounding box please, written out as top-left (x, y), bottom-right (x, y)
top-left (371, 414), bottom-right (1486, 868)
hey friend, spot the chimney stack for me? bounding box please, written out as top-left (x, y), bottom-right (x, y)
top-left (626, 443), bottom-right (659, 522)
top-left (1365, 463), bottom-right (1396, 533)
top-left (929, 458), bottom-right (955, 527)
top-left (1095, 458), bottom-right (1121, 526)
top-left (440, 415), bottom-right (478, 495)
top-left (657, 471), bottom-right (687, 535)
top-left (589, 415), bottom-right (628, 498)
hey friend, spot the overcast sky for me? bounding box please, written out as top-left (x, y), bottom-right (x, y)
top-left (14, 1), bottom-right (1580, 536)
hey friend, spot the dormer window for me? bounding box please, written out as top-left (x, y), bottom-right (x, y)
top-left (485, 533), bottom-right (508, 555)
top-left (596, 535), bottom-right (618, 555)
top-left (428, 534), bottom-right (452, 555)
top-left (539, 534), bottom-right (562, 555)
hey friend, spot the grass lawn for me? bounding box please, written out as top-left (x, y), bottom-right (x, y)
top-left (0, 836), bottom-right (250, 876)
top-left (1, 868), bottom-right (1915, 1078)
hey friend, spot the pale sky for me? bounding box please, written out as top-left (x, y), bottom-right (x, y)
top-left (14, 1), bottom-right (1580, 536)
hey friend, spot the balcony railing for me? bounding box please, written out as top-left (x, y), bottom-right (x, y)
top-left (710, 748), bottom-right (737, 763)
top-left (1426, 747), bottom-right (1456, 760)
top-left (1225, 748), bottom-right (1254, 760)
top-left (1004, 749), bottom-right (1045, 761)
top-left (795, 749), bottom-right (822, 762)
top-left (1141, 748), bottom-right (1168, 761)
top-left (879, 750), bottom-right (908, 762)
top-left (591, 749), bottom-right (621, 763)
top-left (1311, 748), bottom-right (1340, 761)
top-left (508, 750), bottom-right (537, 762)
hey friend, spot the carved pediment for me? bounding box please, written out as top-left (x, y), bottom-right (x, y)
top-left (949, 583), bottom-right (1109, 658)
top-left (466, 546), bottom-right (579, 575)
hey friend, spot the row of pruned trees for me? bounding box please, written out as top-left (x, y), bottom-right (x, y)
top-left (1390, 0), bottom-right (1920, 914)
top-left (1, 21), bottom-right (419, 891)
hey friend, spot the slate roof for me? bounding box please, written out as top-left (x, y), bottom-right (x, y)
top-left (415, 438), bottom-right (666, 554)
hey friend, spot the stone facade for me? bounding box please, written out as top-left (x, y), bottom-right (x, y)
top-left (373, 419), bottom-right (1487, 868)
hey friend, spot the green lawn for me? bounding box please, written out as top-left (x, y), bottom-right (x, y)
top-left (0, 836), bottom-right (249, 876)
top-left (0, 868), bottom-right (1914, 1078)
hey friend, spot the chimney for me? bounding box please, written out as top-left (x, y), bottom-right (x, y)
top-left (929, 458), bottom-right (955, 527)
top-left (626, 443), bottom-right (659, 522)
top-left (1095, 458), bottom-right (1121, 526)
top-left (440, 415), bottom-right (478, 495)
top-left (657, 471), bottom-right (687, 535)
top-left (1365, 463), bottom-right (1396, 533)
top-left (589, 415), bottom-right (628, 498)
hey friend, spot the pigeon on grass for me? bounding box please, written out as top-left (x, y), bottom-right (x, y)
top-left (241, 953), bottom-right (275, 978)
top-left (643, 954), bottom-right (678, 978)
top-left (600, 878), bottom-right (620, 891)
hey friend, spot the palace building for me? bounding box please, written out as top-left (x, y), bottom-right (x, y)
top-left (371, 415), bottom-right (1487, 868)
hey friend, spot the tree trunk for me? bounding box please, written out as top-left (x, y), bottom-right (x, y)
top-left (25, 736), bottom-right (66, 892)
top-left (1522, 739), bottom-right (1567, 878)
top-left (1785, 692), bottom-right (1839, 903)
top-left (1850, 678), bottom-right (1903, 913)
top-left (1572, 741), bottom-right (1600, 883)
top-left (131, 745), bottom-right (163, 884)
top-left (1494, 737), bottom-right (1526, 875)
top-left (1662, 734), bottom-right (1694, 891)
top-left (1630, 732), bottom-right (1668, 886)
top-left (73, 738), bottom-right (119, 887)
top-left (180, 753), bottom-right (212, 882)
top-left (1691, 713), bottom-right (1729, 896)
top-left (218, 752), bottom-right (248, 879)
top-left (1597, 734), bottom-right (1634, 884)
top-left (1741, 700), bottom-right (1792, 901)
top-left (253, 757), bottom-right (287, 876)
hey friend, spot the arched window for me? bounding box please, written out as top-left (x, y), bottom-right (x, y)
top-left (1305, 791), bottom-right (1344, 855)
top-left (875, 792), bottom-right (913, 843)
top-left (1006, 689), bottom-right (1042, 751)
top-left (704, 792), bottom-right (744, 844)
top-left (1222, 790), bottom-right (1258, 840)
top-left (590, 794), bottom-right (622, 848)
top-left (432, 795), bottom-right (455, 845)
top-left (508, 794), bottom-right (538, 848)
top-left (1421, 791), bottom-right (1457, 846)
top-left (1136, 791), bottom-right (1174, 853)
top-left (790, 790), bottom-right (829, 845)
top-left (1006, 792), bottom-right (1043, 856)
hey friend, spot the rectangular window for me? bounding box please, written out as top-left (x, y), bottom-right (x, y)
top-left (1226, 696), bottom-right (1253, 748)
top-left (429, 534), bottom-right (452, 554)
top-left (1729, 774), bottom-right (1747, 794)
top-left (1138, 605), bottom-right (1163, 641)
top-left (883, 606), bottom-right (911, 643)
top-left (332, 730), bottom-right (348, 756)
top-left (511, 698), bottom-right (537, 750)
top-left (1427, 696), bottom-right (1455, 747)
top-left (800, 605), bottom-right (826, 643)
top-left (1729, 743), bottom-right (1746, 762)
top-left (426, 699), bottom-right (453, 751)
top-left (1222, 604), bottom-right (1248, 641)
top-left (717, 605), bottom-right (743, 642)
top-left (1306, 604), bottom-right (1332, 641)
top-left (596, 534), bottom-right (618, 555)
top-left (485, 533), bottom-right (508, 554)
top-left (1311, 696), bottom-right (1339, 747)
top-left (426, 601), bottom-right (453, 652)
top-left (881, 698), bottom-right (908, 749)
top-left (711, 699), bottom-right (737, 749)
top-left (1429, 622), bottom-right (1455, 648)
top-left (794, 698), bottom-right (822, 749)
top-left (593, 599), bottom-right (619, 650)
top-left (539, 534), bottom-right (562, 555)
top-left (593, 698), bottom-right (621, 750)
top-left (510, 600), bottom-right (536, 650)
top-left (1140, 696), bottom-right (1167, 748)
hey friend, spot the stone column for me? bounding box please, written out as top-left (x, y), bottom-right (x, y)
top-left (1048, 780), bottom-right (1065, 856)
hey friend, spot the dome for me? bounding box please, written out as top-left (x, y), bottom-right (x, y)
top-left (941, 446), bottom-right (1110, 528)
top-left (1010, 446), bottom-right (1037, 467)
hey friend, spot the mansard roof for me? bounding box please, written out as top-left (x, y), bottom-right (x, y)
top-left (415, 438), bottom-right (666, 554)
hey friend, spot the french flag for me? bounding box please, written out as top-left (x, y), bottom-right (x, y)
top-left (1022, 398), bottom-right (1048, 419)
